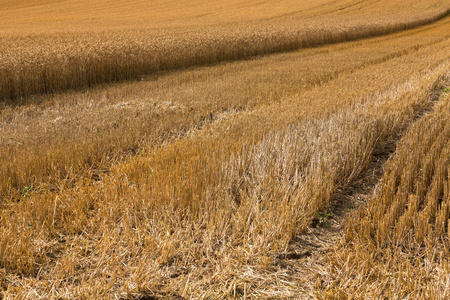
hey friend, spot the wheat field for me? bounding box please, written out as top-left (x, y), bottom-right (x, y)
top-left (1, 0), bottom-right (450, 299)
top-left (1, 0), bottom-right (449, 100)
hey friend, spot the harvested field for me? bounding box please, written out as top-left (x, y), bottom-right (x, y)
top-left (1, 0), bottom-right (450, 298)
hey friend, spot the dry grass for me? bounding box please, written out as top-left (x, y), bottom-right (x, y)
top-left (1, 0), bottom-right (450, 298)
top-left (0, 0), bottom-right (448, 100)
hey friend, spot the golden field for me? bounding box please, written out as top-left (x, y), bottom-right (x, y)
top-left (0, 0), bottom-right (448, 100)
top-left (1, 0), bottom-right (450, 298)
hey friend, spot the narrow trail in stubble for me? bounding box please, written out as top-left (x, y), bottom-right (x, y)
top-left (276, 76), bottom-right (450, 298)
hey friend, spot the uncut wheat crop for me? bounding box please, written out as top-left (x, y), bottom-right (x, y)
top-left (1, 0), bottom-right (450, 299)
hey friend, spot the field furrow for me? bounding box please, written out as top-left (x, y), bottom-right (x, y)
top-left (316, 80), bottom-right (450, 299)
top-left (275, 76), bottom-right (450, 299)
